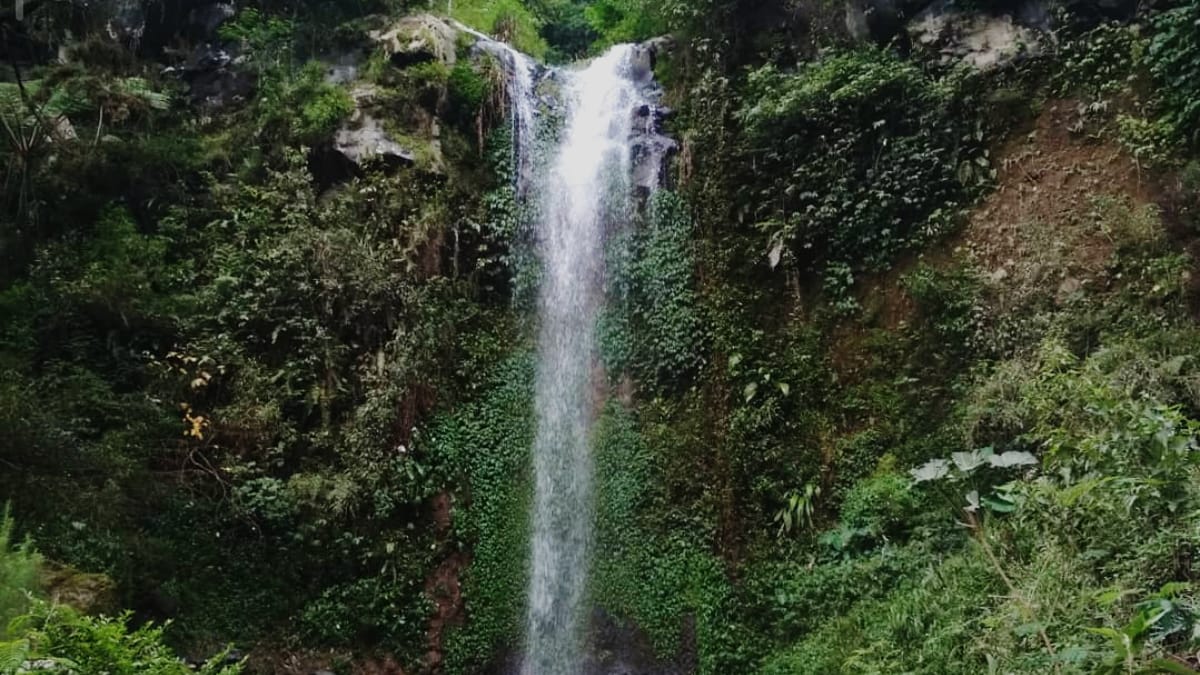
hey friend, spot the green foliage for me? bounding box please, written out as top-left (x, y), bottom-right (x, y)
top-left (219, 8), bottom-right (295, 69)
top-left (298, 571), bottom-right (432, 652)
top-left (435, 354), bottom-right (534, 672)
top-left (591, 404), bottom-right (739, 673)
top-left (450, 0), bottom-right (550, 58)
top-left (584, 0), bottom-right (667, 46)
top-left (18, 604), bottom-right (240, 675)
top-left (773, 483), bottom-right (820, 537)
top-left (256, 62), bottom-right (355, 143)
top-left (837, 467), bottom-right (920, 542)
top-left (1148, 0), bottom-right (1200, 147)
top-left (736, 49), bottom-right (985, 272)
top-left (0, 508), bottom-right (40, 639)
top-left (610, 191), bottom-right (706, 385)
top-left (1053, 22), bottom-right (1145, 99)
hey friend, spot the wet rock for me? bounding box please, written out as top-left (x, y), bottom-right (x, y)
top-left (105, 0), bottom-right (147, 48)
top-left (188, 2), bottom-right (236, 42)
top-left (334, 111), bottom-right (416, 168)
top-left (370, 14), bottom-right (458, 68)
top-left (908, 1), bottom-right (1044, 70)
top-left (101, 1), bottom-right (236, 54)
top-left (631, 104), bottom-right (678, 192)
top-left (628, 36), bottom-right (674, 85)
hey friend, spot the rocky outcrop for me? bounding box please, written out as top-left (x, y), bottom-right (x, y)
top-left (172, 43), bottom-right (255, 109)
top-left (846, 0), bottom-right (1140, 50)
top-left (629, 37), bottom-right (678, 194)
top-left (40, 562), bottom-right (117, 615)
top-left (908, 1), bottom-right (1044, 70)
top-left (333, 87), bottom-right (417, 168)
top-left (632, 104), bottom-right (677, 193)
top-left (310, 85), bottom-right (418, 187)
top-left (102, 0), bottom-right (236, 54)
top-left (369, 14), bottom-right (459, 68)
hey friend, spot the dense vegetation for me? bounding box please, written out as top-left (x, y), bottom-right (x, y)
top-left (3, 0), bottom-right (1200, 672)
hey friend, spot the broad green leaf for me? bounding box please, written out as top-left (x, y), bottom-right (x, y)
top-left (952, 450), bottom-right (986, 473)
top-left (989, 451), bottom-right (1038, 468)
top-left (911, 458), bottom-right (950, 483)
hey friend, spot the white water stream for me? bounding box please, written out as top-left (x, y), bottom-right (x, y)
top-left (467, 29), bottom-right (657, 674)
top-left (523, 47), bottom-right (650, 675)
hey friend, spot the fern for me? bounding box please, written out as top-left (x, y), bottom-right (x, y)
top-left (0, 638), bottom-right (30, 674)
top-left (0, 506), bottom-right (41, 639)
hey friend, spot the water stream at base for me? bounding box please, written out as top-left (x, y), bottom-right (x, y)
top-left (465, 29), bottom-right (656, 674)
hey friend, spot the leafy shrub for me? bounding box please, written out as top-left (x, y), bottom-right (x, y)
top-left (838, 469), bottom-right (919, 540)
top-left (584, 0), bottom-right (668, 46)
top-left (22, 604), bottom-right (240, 674)
top-left (298, 572), bottom-right (432, 654)
top-left (451, 0), bottom-right (550, 58)
top-left (1052, 22), bottom-right (1144, 99)
top-left (0, 508), bottom-right (40, 639)
top-left (736, 49), bottom-right (983, 272)
top-left (435, 355), bottom-right (534, 673)
top-left (625, 191), bottom-right (705, 386)
top-left (1148, 0), bottom-right (1200, 147)
top-left (256, 62), bottom-right (355, 144)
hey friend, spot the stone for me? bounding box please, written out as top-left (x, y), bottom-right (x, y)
top-left (172, 43), bottom-right (256, 109)
top-left (908, 1), bottom-right (1044, 70)
top-left (39, 562), bottom-right (117, 616)
top-left (369, 14), bottom-right (458, 68)
top-left (845, 0), bottom-right (932, 43)
top-left (333, 111), bottom-right (416, 168)
top-left (631, 104), bottom-right (678, 192)
top-left (311, 85), bottom-right (417, 187)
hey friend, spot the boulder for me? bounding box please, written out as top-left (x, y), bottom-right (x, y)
top-left (101, 0), bottom-right (235, 54)
top-left (173, 42), bottom-right (256, 109)
top-left (628, 35), bottom-right (675, 84)
top-left (334, 111), bottom-right (416, 168)
top-left (369, 14), bottom-right (458, 68)
top-left (908, 1), bottom-right (1044, 70)
top-left (39, 562), bottom-right (117, 616)
top-left (311, 85), bottom-right (416, 187)
top-left (845, 0), bottom-right (933, 43)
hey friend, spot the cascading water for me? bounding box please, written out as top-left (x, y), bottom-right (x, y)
top-left (523, 47), bottom-right (652, 675)
top-left (455, 23), bottom-right (539, 194)
top-left (470, 29), bottom-right (665, 674)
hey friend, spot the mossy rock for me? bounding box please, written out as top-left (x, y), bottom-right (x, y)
top-left (370, 15), bottom-right (459, 68)
top-left (40, 562), bottom-right (117, 616)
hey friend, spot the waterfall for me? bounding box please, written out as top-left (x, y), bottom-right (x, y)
top-left (454, 23), bottom-right (539, 195)
top-left (468, 28), bottom-right (664, 673)
top-left (523, 47), bottom-right (651, 675)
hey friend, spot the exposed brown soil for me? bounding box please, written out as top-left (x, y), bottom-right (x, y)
top-left (957, 99), bottom-right (1173, 317)
top-left (829, 98), bottom-right (1168, 383)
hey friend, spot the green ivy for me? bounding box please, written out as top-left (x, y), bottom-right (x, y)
top-left (736, 49), bottom-right (985, 272)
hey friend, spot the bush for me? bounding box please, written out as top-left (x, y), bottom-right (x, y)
top-left (256, 61), bottom-right (355, 144)
top-left (1148, 0), bottom-right (1200, 147)
top-left (735, 49), bottom-right (984, 273)
top-left (0, 508), bottom-right (40, 639)
top-left (22, 605), bottom-right (241, 674)
top-left (838, 469), bottom-right (919, 540)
